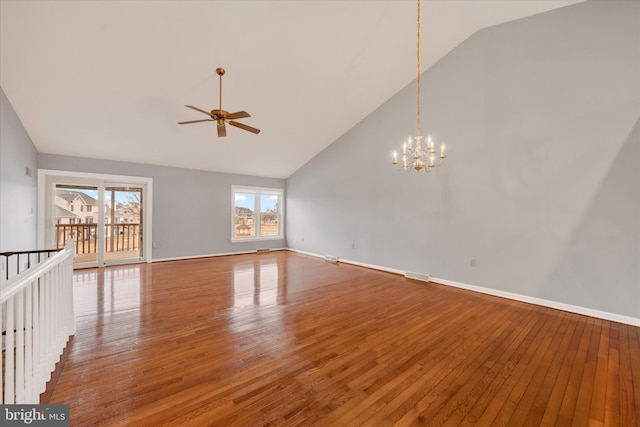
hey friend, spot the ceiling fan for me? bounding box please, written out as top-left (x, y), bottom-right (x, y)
top-left (178, 67), bottom-right (260, 137)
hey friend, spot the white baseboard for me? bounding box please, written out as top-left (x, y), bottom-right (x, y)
top-left (286, 248), bottom-right (324, 259)
top-left (336, 257), bottom-right (406, 276)
top-left (433, 277), bottom-right (640, 327)
top-left (286, 249), bottom-right (405, 275)
top-left (152, 247), bottom-right (287, 263)
top-left (286, 249), bottom-right (640, 327)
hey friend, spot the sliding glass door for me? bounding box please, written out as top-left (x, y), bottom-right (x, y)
top-left (55, 184), bottom-right (99, 265)
top-left (104, 186), bottom-right (143, 263)
top-left (50, 180), bottom-right (146, 268)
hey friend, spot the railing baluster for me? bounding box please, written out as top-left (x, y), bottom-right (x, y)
top-left (5, 298), bottom-right (15, 403)
top-left (25, 283), bottom-right (34, 401)
top-left (1, 299), bottom-right (4, 401)
top-left (33, 278), bottom-right (41, 395)
top-left (15, 289), bottom-right (25, 403)
top-left (44, 269), bottom-right (52, 375)
top-left (39, 271), bottom-right (47, 391)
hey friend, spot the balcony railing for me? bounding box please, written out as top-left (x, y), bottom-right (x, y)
top-left (55, 223), bottom-right (140, 255)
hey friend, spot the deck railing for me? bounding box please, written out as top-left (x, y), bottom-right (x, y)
top-left (55, 223), bottom-right (139, 254)
top-left (1, 240), bottom-right (75, 404)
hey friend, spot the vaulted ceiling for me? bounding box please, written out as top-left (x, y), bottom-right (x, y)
top-left (0, 1), bottom-right (582, 179)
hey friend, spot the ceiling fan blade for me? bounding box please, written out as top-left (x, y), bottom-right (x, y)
top-left (217, 121), bottom-right (227, 137)
top-left (229, 121), bottom-right (261, 134)
top-left (185, 105), bottom-right (212, 116)
top-left (178, 119), bottom-right (214, 125)
top-left (226, 111), bottom-right (251, 120)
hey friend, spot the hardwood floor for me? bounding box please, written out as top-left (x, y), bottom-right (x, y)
top-left (42, 251), bottom-right (639, 426)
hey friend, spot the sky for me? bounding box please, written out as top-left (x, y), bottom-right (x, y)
top-left (235, 193), bottom-right (278, 211)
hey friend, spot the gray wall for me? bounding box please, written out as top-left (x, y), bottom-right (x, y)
top-left (38, 154), bottom-right (286, 260)
top-left (0, 87), bottom-right (38, 253)
top-left (286, 1), bottom-right (640, 319)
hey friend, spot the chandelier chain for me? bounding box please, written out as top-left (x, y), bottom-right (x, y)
top-left (416, 0), bottom-right (421, 137)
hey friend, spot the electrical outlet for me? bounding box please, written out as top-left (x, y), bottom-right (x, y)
top-left (351, 243), bottom-right (355, 249)
top-left (470, 258), bottom-right (477, 267)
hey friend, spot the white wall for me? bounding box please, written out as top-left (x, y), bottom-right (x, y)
top-left (286, 1), bottom-right (640, 320)
top-left (0, 87), bottom-right (38, 253)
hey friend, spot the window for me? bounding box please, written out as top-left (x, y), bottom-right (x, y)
top-left (232, 186), bottom-right (283, 241)
top-left (87, 205), bottom-right (92, 212)
top-left (80, 205), bottom-right (84, 212)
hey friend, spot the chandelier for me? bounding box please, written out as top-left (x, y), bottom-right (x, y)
top-left (392, 0), bottom-right (446, 173)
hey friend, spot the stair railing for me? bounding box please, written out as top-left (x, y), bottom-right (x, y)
top-left (1, 239), bottom-right (76, 404)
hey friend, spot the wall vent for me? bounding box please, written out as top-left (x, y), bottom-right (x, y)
top-left (324, 254), bottom-right (338, 263)
top-left (405, 271), bottom-right (430, 282)
top-left (256, 248), bottom-right (270, 253)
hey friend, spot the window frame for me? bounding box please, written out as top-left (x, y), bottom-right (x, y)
top-left (231, 185), bottom-right (284, 242)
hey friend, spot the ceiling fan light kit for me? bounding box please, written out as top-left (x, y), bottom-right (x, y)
top-left (179, 67), bottom-right (260, 137)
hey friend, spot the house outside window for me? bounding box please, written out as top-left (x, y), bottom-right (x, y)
top-left (232, 186), bottom-right (283, 241)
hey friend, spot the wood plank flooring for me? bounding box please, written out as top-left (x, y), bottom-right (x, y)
top-left (42, 251), bottom-right (639, 426)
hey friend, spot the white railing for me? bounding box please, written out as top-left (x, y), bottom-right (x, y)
top-left (1, 239), bottom-right (75, 404)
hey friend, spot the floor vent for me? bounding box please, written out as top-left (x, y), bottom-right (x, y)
top-left (256, 248), bottom-right (270, 253)
top-left (324, 254), bottom-right (338, 263)
top-left (405, 271), bottom-right (430, 282)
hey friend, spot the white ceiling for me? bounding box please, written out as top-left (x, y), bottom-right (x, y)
top-left (1, 1), bottom-right (582, 179)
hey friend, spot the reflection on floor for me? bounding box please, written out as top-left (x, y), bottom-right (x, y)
top-left (233, 258), bottom-right (279, 307)
top-left (74, 266), bottom-right (142, 317)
